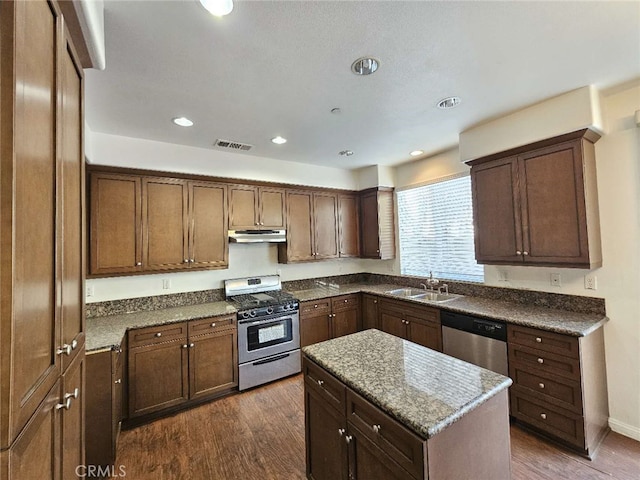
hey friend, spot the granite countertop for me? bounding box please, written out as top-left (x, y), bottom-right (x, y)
top-left (290, 283), bottom-right (607, 336)
top-left (303, 329), bottom-right (512, 439)
top-left (86, 301), bottom-right (237, 352)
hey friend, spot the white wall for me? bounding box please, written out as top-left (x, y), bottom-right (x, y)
top-left (391, 83), bottom-right (640, 440)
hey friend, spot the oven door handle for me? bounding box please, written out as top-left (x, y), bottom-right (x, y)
top-left (252, 353), bottom-right (291, 366)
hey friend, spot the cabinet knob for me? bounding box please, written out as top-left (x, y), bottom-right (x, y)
top-left (189, 343), bottom-right (195, 348)
top-left (373, 300), bottom-right (377, 304)
top-left (314, 304), bottom-right (318, 308)
top-left (345, 435), bottom-right (353, 444)
top-left (211, 322), bottom-right (217, 327)
top-left (155, 332), bottom-right (162, 337)
top-left (260, 222), bottom-right (264, 226)
top-left (537, 358), bottom-right (544, 364)
top-left (538, 383), bottom-right (545, 389)
top-left (372, 424), bottom-right (381, 433)
top-left (344, 299), bottom-right (348, 303)
top-left (535, 337), bottom-right (542, 343)
top-left (190, 258), bottom-right (195, 263)
top-left (317, 379), bottom-right (324, 386)
top-left (136, 262), bottom-right (142, 266)
top-left (57, 344), bottom-right (73, 356)
top-left (184, 258), bottom-right (189, 263)
top-left (56, 398), bottom-right (72, 410)
top-left (338, 428), bottom-right (345, 437)
top-left (115, 379), bottom-right (122, 384)
top-left (64, 388), bottom-right (80, 400)
top-left (516, 250), bottom-right (522, 255)
top-left (182, 344), bottom-right (189, 349)
top-left (523, 251), bottom-right (529, 256)
top-left (540, 413), bottom-right (547, 420)
top-left (376, 250), bottom-right (380, 253)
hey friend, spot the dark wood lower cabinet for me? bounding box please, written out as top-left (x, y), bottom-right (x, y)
top-left (300, 295), bottom-right (361, 349)
top-left (189, 328), bottom-right (238, 401)
top-left (61, 354), bottom-right (85, 480)
top-left (379, 298), bottom-right (442, 352)
top-left (361, 294), bottom-right (379, 330)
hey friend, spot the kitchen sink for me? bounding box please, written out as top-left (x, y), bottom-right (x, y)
top-left (384, 288), bottom-right (462, 302)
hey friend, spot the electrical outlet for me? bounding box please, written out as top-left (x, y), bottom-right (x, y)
top-left (86, 285), bottom-right (94, 297)
top-left (497, 270), bottom-right (508, 282)
top-left (162, 279), bottom-right (171, 290)
top-left (550, 273), bottom-right (562, 287)
top-left (584, 274), bottom-right (597, 290)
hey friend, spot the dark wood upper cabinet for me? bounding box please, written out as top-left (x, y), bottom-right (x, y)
top-left (279, 190), bottom-right (339, 263)
top-left (229, 185), bottom-right (285, 230)
top-left (360, 187), bottom-right (395, 260)
top-left (188, 182), bottom-right (228, 269)
top-left (338, 194), bottom-right (360, 257)
top-left (470, 129), bottom-right (602, 268)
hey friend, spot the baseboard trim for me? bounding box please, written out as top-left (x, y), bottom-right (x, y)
top-left (609, 418), bottom-right (640, 441)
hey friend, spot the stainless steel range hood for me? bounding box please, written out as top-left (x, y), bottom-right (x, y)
top-left (228, 229), bottom-right (286, 243)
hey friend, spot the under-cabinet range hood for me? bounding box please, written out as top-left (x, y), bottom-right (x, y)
top-left (228, 229), bottom-right (286, 243)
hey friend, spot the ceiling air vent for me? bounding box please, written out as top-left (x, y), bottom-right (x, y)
top-left (214, 139), bottom-right (253, 151)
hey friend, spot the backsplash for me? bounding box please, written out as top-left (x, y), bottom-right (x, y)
top-left (86, 272), bottom-right (605, 318)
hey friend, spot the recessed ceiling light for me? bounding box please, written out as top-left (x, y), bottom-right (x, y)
top-left (437, 97), bottom-right (461, 109)
top-left (410, 150), bottom-right (424, 156)
top-left (351, 57), bottom-right (379, 76)
top-left (339, 150), bottom-right (354, 156)
top-left (172, 116), bottom-right (194, 127)
top-left (199, 0), bottom-right (233, 16)
top-left (271, 136), bottom-right (287, 145)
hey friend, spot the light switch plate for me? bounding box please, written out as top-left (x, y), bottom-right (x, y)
top-left (584, 274), bottom-right (597, 290)
top-left (162, 279), bottom-right (171, 290)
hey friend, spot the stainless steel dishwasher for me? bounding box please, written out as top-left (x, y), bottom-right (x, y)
top-left (441, 311), bottom-right (509, 376)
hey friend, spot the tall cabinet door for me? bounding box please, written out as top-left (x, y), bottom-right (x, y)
top-left (471, 156), bottom-right (522, 263)
top-left (284, 191), bottom-right (315, 261)
top-left (89, 173), bottom-right (143, 275)
top-left (189, 182), bottom-right (228, 269)
top-left (142, 177), bottom-right (189, 271)
top-left (313, 193), bottom-right (339, 260)
top-left (59, 29), bottom-right (85, 371)
top-left (4, 0), bottom-right (61, 446)
top-left (338, 195), bottom-right (360, 257)
top-left (60, 354), bottom-right (84, 480)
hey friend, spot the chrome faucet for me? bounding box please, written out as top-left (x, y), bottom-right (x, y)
top-left (438, 284), bottom-right (449, 295)
top-left (425, 271), bottom-right (439, 290)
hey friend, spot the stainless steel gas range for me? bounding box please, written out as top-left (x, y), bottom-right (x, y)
top-left (225, 275), bottom-right (300, 391)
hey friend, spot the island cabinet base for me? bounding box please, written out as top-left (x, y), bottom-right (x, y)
top-left (303, 356), bottom-right (511, 480)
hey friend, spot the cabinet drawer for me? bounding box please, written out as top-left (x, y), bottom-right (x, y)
top-left (129, 322), bottom-right (188, 348)
top-left (347, 389), bottom-right (424, 480)
top-left (510, 363), bottom-right (582, 414)
top-left (188, 315), bottom-right (236, 337)
top-left (508, 325), bottom-right (579, 359)
top-left (379, 297), bottom-right (439, 324)
top-left (511, 391), bottom-right (584, 449)
top-left (301, 299), bottom-right (331, 317)
top-left (331, 294), bottom-right (360, 312)
top-left (303, 357), bottom-right (346, 414)
top-left (508, 344), bottom-right (580, 380)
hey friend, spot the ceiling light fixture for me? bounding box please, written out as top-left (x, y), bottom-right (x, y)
top-left (271, 136), bottom-right (287, 145)
top-left (351, 57), bottom-right (379, 76)
top-left (437, 96), bottom-right (461, 109)
top-left (199, 0), bottom-right (233, 17)
top-left (339, 150), bottom-right (354, 156)
top-left (172, 116), bottom-right (194, 127)
top-left (410, 150), bottom-right (424, 156)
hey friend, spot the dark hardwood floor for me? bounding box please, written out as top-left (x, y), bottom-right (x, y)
top-left (116, 374), bottom-right (640, 480)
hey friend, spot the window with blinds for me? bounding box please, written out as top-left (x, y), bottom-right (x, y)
top-left (397, 174), bottom-right (484, 282)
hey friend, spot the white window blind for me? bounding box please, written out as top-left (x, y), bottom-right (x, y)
top-left (397, 175), bottom-right (484, 283)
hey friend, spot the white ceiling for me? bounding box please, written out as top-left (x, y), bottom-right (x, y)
top-left (85, 0), bottom-right (640, 170)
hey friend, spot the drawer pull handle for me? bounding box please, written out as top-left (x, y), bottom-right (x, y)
top-left (211, 322), bottom-right (216, 327)
top-left (539, 383), bottom-right (545, 389)
top-left (317, 379), bottom-right (324, 386)
top-left (535, 337), bottom-right (542, 343)
top-left (345, 435), bottom-right (353, 444)
top-left (155, 332), bottom-right (162, 337)
top-left (537, 358), bottom-right (544, 364)
top-left (540, 413), bottom-right (547, 420)
top-left (372, 424), bottom-right (381, 433)
top-left (338, 428), bottom-right (345, 437)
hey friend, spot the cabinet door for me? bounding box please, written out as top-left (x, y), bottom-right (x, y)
top-left (142, 177), bottom-right (189, 271)
top-left (228, 185), bottom-right (258, 229)
top-left (61, 354), bottom-right (84, 480)
top-left (406, 316), bottom-right (442, 352)
top-left (259, 187), bottom-right (286, 229)
top-left (361, 295), bottom-right (379, 330)
top-left (128, 341), bottom-right (189, 417)
top-left (59, 29), bottom-right (85, 371)
top-left (189, 181), bottom-right (228, 269)
top-left (283, 191), bottom-right (315, 262)
top-left (85, 351), bottom-right (114, 469)
top-left (89, 173), bottom-right (143, 275)
top-left (379, 309), bottom-right (407, 340)
top-left (189, 328), bottom-right (238, 401)
top-left (7, 0), bottom-right (62, 445)
top-left (314, 193), bottom-right (339, 259)
top-left (518, 140), bottom-right (590, 265)
top-left (331, 296), bottom-right (360, 339)
top-left (360, 191), bottom-right (380, 258)
top-left (338, 195), bottom-right (360, 257)
top-left (471, 156), bottom-right (523, 263)
top-left (305, 384), bottom-right (349, 480)
top-left (300, 300), bottom-right (333, 348)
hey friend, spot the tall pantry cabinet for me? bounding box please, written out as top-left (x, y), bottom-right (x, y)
top-left (0, 1), bottom-right (86, 479)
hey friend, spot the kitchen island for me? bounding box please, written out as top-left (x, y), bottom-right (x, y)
top-left (302, 329), bottom-right (513, 480)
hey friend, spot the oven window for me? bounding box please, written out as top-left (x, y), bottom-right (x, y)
top-left (247, 318), bottom-right (293, 351)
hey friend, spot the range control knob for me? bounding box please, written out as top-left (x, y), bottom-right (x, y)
top-left (249, 310), bottom-right (257, 318)
top-left (266, 306), bottom-right (274, 315)
top-left (241, 311), bottom-right (250, 319)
